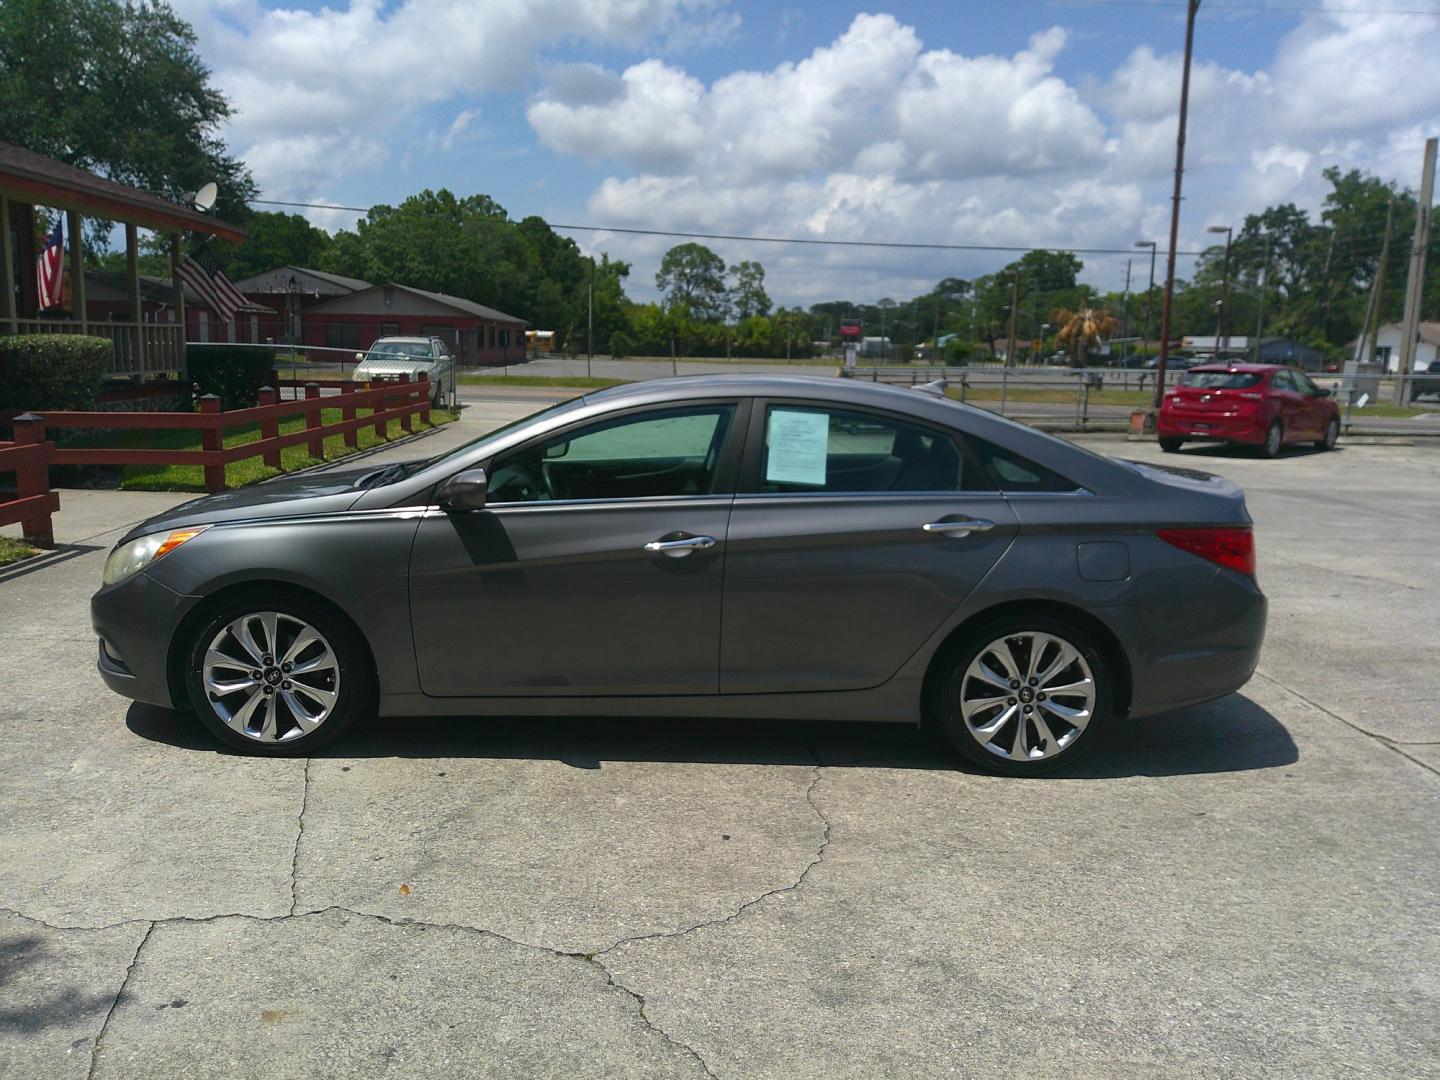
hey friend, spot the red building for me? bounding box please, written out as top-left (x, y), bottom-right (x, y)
top-left (84, 270), bottom-right (274, 344)
top-left (231, 265), bottom-right (371, 343)
top-left (299, 282), bottom-right (527, 367)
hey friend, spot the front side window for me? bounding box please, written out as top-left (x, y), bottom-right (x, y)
top-left (488, 405), bottom-right (735, 503)
top-left (759, 405), bottom-right (981, 493)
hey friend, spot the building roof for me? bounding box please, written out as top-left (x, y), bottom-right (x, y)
top-left (231, 264), bottom-right (372, 295)
top-left (305, 282), bottom-right (526, 324)
top-left (0, 140), bottom-right (245, 242)
top-left (84, 269), bottom-right (273, 314)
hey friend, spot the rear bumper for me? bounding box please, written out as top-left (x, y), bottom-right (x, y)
top-left (1113, 569), bottom-right (1268, 719)
top-left (1157, 411), bottom-right (1264, 444)
top-left (91, 571), bottom-right (200, 709)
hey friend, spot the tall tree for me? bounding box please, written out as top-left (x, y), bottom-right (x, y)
top-left (226, 212), bottom-right (332, 280)
top-left (0, 0), bottom-right (257, 226)
top-left (730, 260), bottom-right (771, 319)
top-left (655, 243), bottom-right (728, 321)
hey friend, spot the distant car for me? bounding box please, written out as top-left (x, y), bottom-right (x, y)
top-left (1407, 361), bottom-right (1440, 402)
top-left (353, 337), bottom-right (454, 406)
top-left (1158, 363), bottom-right (1340, 457)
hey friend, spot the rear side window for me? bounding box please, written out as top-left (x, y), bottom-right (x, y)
top-left (759, 405), bottom-right (990, 493)
top-left (1180, 371), bottom-right (1262, 390)
top-left (968, 436), bottom-right (1080, 493)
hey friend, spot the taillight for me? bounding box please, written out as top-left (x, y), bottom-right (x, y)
top-left (1158, 527), bottom-right (1255, 576)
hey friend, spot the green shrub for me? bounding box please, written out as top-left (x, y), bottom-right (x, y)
top-left (0, 335), bottom-right (110, 418)
top-left (187, 344), bottom-right (275, 409)
top-left (609, 331), bottom-right (632, 360)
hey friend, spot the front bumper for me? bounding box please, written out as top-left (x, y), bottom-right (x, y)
top-left (91, 571), bottom-right (201, 709)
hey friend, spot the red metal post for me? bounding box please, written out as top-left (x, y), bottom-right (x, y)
top-left (418, 373), bottom-right (431, 426)
top-left (340, 381), bottom-right (358, 448)
top-left (305, 382), bottom-right (323, 459)
top-left (257, 386), bottom-right (281, 467)
top-left (199, 395), bottom-right (224, 493)
top-left (12, 414), bottom-right (55, 548)
top-left (397, 373), bottom-right (413, 434)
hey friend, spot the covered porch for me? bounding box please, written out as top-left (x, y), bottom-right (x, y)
top-left (0, 140), bottom-right (246, 378)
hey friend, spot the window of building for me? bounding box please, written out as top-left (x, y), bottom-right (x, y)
top-left (500, 329), bottom-right (509, 348)
top-left (196, 310), bottom-right (209, 343)
top-left (758, 405), bottom-right (984, 494)
top-left (380, 322), bottom-right (400, 337)
top-left (325, 322), bottom-right (360, 350)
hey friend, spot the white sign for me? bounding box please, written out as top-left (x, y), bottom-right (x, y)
top-left (766, 409), bottom-right (829, 486)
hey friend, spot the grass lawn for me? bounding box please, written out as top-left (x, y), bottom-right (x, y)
top-left (74, 407), bottom-right (457, 492)
top-left (0, 536), bottom-right (40, 567)
top-left (459, 374), bottom-right (630, 389)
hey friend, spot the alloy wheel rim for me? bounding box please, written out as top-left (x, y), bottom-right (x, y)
top-left (959, 632), bottom-right (1096, 762)
top-left (202, 612), bottom-right (340, 743)
top-left (1325, 420), bottom-right (1338, 447)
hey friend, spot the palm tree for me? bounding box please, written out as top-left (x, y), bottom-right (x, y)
top-left (1051, 306), bottom-right (1120, 365)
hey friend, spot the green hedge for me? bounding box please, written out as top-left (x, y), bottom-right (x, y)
top-left (187, 344), bottom-right (276, 409)
top-left (0, 334), bottom-right (110, 415)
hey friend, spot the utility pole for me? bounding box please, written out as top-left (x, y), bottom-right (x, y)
top-left (1207, 225), bottom-right (1233, 358)
top-left (1252, 232), bottom-right (1271, 364)
top-left (1153, 0), bottom-right (1201, 412)
top-left (1135, 240), bottom-right (1157, 359)
top-left (1394, 136), bottom-right (1437, 404)
top-left (586, 257), bottom-right (594, 379)
top-left (1120, 258), bottom-right (1132, 363)
top-left (1359, 198), bottom-right (1395, 366)
top-left (1005, 269), bottom-right (1021, 368)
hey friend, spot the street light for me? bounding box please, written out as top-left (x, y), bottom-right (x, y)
top-left (1134, 240), bottom-right (1157, 361)
top-left (1207, 225), bottom-right (1233, 358)
top-left (1252, 230), bottom-right (1272, 364)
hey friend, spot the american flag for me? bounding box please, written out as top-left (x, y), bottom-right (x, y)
top-left (36, 218), bottom-right (65, 310)
top-left (177, 247), bottom-right (247, 323)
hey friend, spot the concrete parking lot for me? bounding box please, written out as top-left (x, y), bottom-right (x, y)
top-left (2, 409), bottom-right (1437, 1078)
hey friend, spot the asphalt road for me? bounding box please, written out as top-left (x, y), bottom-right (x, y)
top-left (2, 414), bottom-right (1437, 1078)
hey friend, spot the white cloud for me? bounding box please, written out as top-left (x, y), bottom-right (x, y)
top-left (173, 0), bottom-right (736, 210)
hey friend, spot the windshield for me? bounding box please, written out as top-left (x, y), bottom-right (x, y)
top-left (412, 396), bottom-right (592, 478)
top-left (363, 342), bottom-right (432, 360)
top-left (1180, 371), bottom-right (1262, 389)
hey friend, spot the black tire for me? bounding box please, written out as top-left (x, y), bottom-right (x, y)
top-left (1315, 417), bottom-right (1339, 451)
top-left (1158, 437), bottom-right (1184, 453)
top-left (1259, 421), bottom-right (1283, 459)
top-left (929, 615), bottom-right (1114, 777)
top-left (183, 591), bottom-right (373, 755)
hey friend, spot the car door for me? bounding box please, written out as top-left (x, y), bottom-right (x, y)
top-left (409, 401), bottom-right (745, 697)
top-left (1270, 369), bottom-right (1309, 440)
top-left (1291, 369), bottom-right (1328, 434)
top-left (719, 400), bottom-right (1018, 694)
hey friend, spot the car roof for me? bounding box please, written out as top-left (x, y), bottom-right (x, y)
top-left (1185, 363), bottom-right (1285, 373)
top-left (581, 373), bottom-right (947, 407)
top-left (370, 336), bottom-right (433, 344)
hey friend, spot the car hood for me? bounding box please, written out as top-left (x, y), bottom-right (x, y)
top-left (117, 464), bottom-right (384, 541)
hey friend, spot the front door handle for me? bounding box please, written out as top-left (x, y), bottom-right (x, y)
top-left (922, 519), bottom-right (995, 537)
top-left (643, 534), bottom-right (717, 558)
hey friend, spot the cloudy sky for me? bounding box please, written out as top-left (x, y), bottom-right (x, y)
top-left (172, 0), bottom-right (1440, 305)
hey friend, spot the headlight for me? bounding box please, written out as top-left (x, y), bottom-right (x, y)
top-left (102, 526), bottom-right (208, 586)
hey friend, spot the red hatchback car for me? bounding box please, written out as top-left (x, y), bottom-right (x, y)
top-left (1158, 363), bottom-right (1340, 457)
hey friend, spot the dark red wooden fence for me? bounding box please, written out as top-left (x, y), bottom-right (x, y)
top-left (0, 415), bottom-right (59, 548)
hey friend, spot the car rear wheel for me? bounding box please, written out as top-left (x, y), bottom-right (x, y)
top-left (1259, 421), bottom-right (1283, 458)
top-left (1158, 437), bottom-right (1184, 453)
top-left (183, 595), bottom-right (371, 755)
top-left (1316, 417), bottom-right (1339, 451)
top-left (931, 616), bottom-right (1112, 776)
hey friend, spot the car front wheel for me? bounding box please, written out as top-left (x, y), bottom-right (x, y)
top-left (1260, 421), bottom-right (1283, 458)
top-left (184, 595), bottom-right (371, 755)
top-left (932, 616), bottom-right (1112, 776)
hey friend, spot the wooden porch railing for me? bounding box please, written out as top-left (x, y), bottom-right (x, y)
top-left (34, 373), bottom-right (431, 493)
top-left (1, 318), bottom-right (184, 376)
top-left (0, 415), bottom-right (59, 548)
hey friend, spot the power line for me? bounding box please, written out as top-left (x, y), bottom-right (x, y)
top-left (248, 198), bottom-right (1210, 257)
top-left (1021, 0), bottom-right (1440, 14)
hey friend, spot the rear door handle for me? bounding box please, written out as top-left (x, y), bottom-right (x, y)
top-left (643, 534), bottom-right (717, 558)
top-left (922, 519), bottom-right (995, 537)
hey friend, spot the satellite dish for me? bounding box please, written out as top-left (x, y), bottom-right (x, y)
top-left (191, 182), bottom-right (218, 212)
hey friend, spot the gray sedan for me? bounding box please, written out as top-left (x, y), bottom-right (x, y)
top-left (92, 375), bottom-right (1265, 775)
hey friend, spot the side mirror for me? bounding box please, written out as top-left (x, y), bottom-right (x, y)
top-left (437, 468), bottom-right (488, 511)
top-left (1316, 388), bottom-right (1331, 398)
top-left (543, 441), bottom-right (569, 460)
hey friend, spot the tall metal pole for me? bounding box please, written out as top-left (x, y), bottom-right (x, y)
top-left (1207, 226), bottom-right (1232, 357)
top-left (1359, 198), bottom-right (1395, 366)
top-left (1252, 233), bottom-right (1271, 364)
top-left (1120, 258), bottom-right (1132, 363)
top-left (1153, 0), bottom-right (1201, 412)
top-left (1006, 270), bottom-right (1020, 368)
top-left (1135, 240), bottom-right (1157, 359)
top-left (1394, 136), bottom-right (1437, 404)
top-left (586, 257), bottom-right (594, 379)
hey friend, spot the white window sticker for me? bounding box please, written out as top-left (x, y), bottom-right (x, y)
top-left (766, 409), bottom-right (829, 485)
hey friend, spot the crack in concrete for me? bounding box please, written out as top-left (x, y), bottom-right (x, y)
top-left (579, 953), bottom-right (718, 1079)
top-left (289, 757), bottom-right (312, 916)
top-left (594, 764), bottom-right (833, 960)
top-left (86, 919), bottom-right (153, 1080)
top-left (1254, 669), bottom-right (1440, 779)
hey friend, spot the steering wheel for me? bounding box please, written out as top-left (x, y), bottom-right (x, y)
top-left (489, 458), bottom-right (552, 502)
